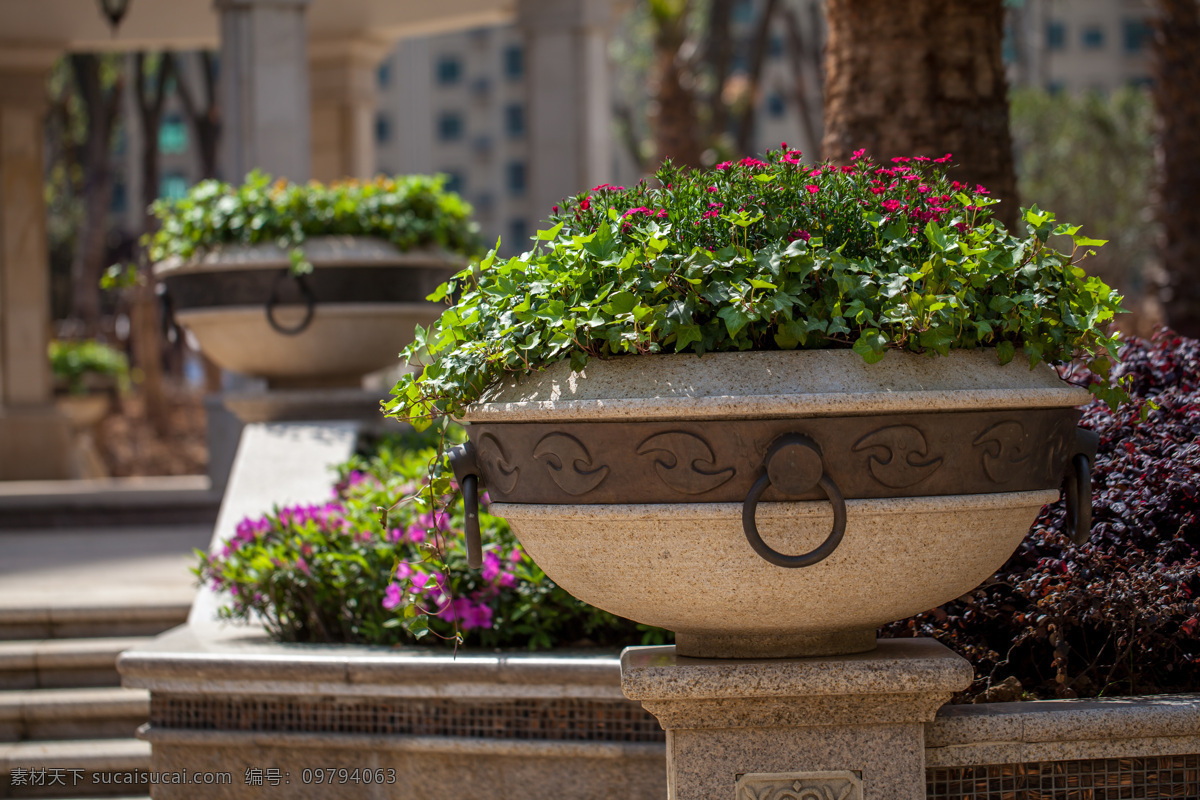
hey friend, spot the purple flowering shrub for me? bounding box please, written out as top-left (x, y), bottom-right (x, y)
top-left (195, 430), bottom-right (666, 648)
top-left (882, 331), bottom-right (1200, 701)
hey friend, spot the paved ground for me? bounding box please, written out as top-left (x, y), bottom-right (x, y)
top-left (0, 524), bottom-right (212, 612)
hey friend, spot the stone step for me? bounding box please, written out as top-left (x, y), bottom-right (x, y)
top-left (0, 739), bottom-right (150, 798)
top-left (0, 639), bottom-right (153, 692)
top-left (0, 689), bottom-right (148, 742)
top-left (0, 605), bottom-right (189, 643)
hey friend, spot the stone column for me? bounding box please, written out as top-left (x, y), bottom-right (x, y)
top-left (215, 0), bottom-right (313, 183)
top-left (517, 0), bottom-right (614, 222)
top-left (308, 37), bottom-right (391, 183)
top-left (0, 47), bottom-right (72, 480)
top-left (621, 639), bottom-right (972, 800)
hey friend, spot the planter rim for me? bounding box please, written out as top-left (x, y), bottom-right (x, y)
top-left (465, 349), bottom-right (1092, 423)
top-left (154, 235), bottom-right (467, 277)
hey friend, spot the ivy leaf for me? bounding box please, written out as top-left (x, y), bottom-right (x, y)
top-left (675, 324), bottom-right (703, 351)
top-left (852, 330), bottom-right (888, 364)
top-left (996, 340), bottom-right (1016, 365)
top-left (717, 306), bottom-right (752, 338)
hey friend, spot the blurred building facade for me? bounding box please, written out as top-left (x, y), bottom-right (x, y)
top-left (1007, 0), bottom-right (1155, 92)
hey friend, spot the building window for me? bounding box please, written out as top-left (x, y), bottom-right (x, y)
top-left (160, 172), bottom-right (189, 200)
top-left (375, 113), bottom-right (392, 144)
top-left (507, 161), bottom-right (526, 196)
top-left (766, 92), bottom-right (786, 119)
top-left (769, 33), bottom-right (784, 58)
top-left (436, 56), bottom-right (462, 85)
top-left (505, 104), bottom-right (525, 137)
top-left (377, 61), bottom-right (391, 88)
top-left (1081, 25), bottom-right (1105, 50)
top-left (503, 45), bottom-right (523, 79)
top-left (1046, 20), bottom-right (1066, 51)
top-left (442, 171), bottom-right (465, 194)
top-left (110, 181), bottom-right (128, 214)
top-left (159, 113), bottom-right (188, 154)
top-left (509, 218), bottom-right (528, 248)
top-left (1123, 19), bottom-right (1153, 53)
top-left (437, 112), bottom-right (464, 141)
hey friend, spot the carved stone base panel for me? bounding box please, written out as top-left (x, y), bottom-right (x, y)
top-left (469, 408), bottom-right (1081, 505)
top-left (736, 771), bottom-right (863, 800)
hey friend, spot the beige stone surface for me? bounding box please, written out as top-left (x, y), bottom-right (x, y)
top-left (496, 491), bottom-right (1057, 656)
top-left (925, 693), bottom-right (1200, 767)
top-left (466, 349), bottom-right (1092, 423)
top-left (175, 303), bottom-right (440, 385)
top-left (145, 732), bottom-right (665, 800)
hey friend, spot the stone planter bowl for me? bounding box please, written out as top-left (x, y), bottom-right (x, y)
top-left (155, 236), bottom-right (462, 388)
top-left (459, 350), bottom-right (1094, 659)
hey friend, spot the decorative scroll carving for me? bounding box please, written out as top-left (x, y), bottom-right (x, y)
top-left (636, 432), bottom-right (735, 495)
top-left (736, 771), bottom-right (862, 800)
top-left (477, 433), bottom-right (519, 494)
top-left (973, 420), bottom-right (1032, 484)
top-left (852, 425), bottom-right (943, 488)
top-left (532, 433), bottom-right (609, 496)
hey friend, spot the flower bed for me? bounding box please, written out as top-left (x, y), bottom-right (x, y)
top-left (194, 428), bottom-right (669, 649)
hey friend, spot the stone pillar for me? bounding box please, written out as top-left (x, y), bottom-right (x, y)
top-left (517, 0), bottom-right (614, 221)
top-left (621, 639), bottom-right (972, 800)
top-left (0, 48), bottom-right (72, 480)
top-left (308, 37), bottom-right (391, 183)
top-left (216, 0), bottom-right (313, 183)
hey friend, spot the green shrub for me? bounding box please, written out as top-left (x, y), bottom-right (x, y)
top-left (48, 339), bottom-right (129, 395)
top-left (149, 171), bottom-right (482, 274)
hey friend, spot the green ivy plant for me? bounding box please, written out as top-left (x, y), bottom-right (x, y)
top-left (388, 148), bottom-right (1127, 426)
top-left (48, 339), bottom-right (129, 395)
top-left (149, 170), bottom-right (482, 274)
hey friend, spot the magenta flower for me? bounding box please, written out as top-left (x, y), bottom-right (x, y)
top-left (805, 185), bottom-right (819, 194)
top-left (382, 582), bottom-right (404, 610)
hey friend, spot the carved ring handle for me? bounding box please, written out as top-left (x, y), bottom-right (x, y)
top-left (742, 434), bottom-right (847, 569)
top-left (265, 269), bottom-right (317, 336)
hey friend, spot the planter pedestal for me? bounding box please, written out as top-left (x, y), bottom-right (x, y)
top-left (620, 639), bottom-right (972, 800)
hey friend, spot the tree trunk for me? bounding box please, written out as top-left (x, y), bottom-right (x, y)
top-left (651, 1), bottom-right (704, 169)
top-left (67, 55), bottom-right (123, 332)
top-left (133, 52), bottom-right (175, 436)
top-left (822, 0), bottom-right (1017, 229)
top-left (1150, 0), bottom-right (1200, 338)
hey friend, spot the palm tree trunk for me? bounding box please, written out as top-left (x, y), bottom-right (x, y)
top-left (822, 0), bottom-right (1017, 229)
top-left (1150, 0), bottom-right (1200, 337)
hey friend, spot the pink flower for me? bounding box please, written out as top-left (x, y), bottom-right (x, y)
top-left (296, 557), bottom-right (310, 576)
top-left (739, 157), bottom-right (768, 169)
top-left (714, 161), bottom-right (733, 170)
top-left (881, 199), bottom-right (905, 212)
top-left (788, 230), bottom-right (811, 243)
top-left (975, 184), bottom-right (991, 195)
top-left (934, 153), bottom-right (953, 164)
top-left (891, 156), bottom-right (911, 164)
top-left (706, 185), bottom-right (718, 193)
top-left (805, 185), bottom-right (819, 194)
top-left (382, 582), bottom-right (404, 610)
top-left (580, 197), bottom-right (591, 210)
top-left (445, 598), bottom-right (494, 631)
top-left (510, 548), bottom-right (523, 564)
top-left (851, 148), bottom-right (866, 161)
top-left (482, 551), bottom-right (503, 582)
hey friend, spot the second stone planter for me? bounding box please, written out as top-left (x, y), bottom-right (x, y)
top-left (451, 349), bottom-right (1097, 659)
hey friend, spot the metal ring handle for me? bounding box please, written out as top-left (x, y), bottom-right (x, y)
top-left (1064, 452), bottom-right (1092, 546)
top-left (742, 470), bottom-right (847, 569)
top-left (461, 474), bottom-right (483, 570)
top-left (265, 270), bottom-right (316, 336)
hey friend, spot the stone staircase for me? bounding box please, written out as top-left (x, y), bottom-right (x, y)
top-left (0, 520), bottom-right (210, 799)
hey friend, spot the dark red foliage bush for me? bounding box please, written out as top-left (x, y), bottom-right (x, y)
top-left (881, 330), bottom-right (1200, 702)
